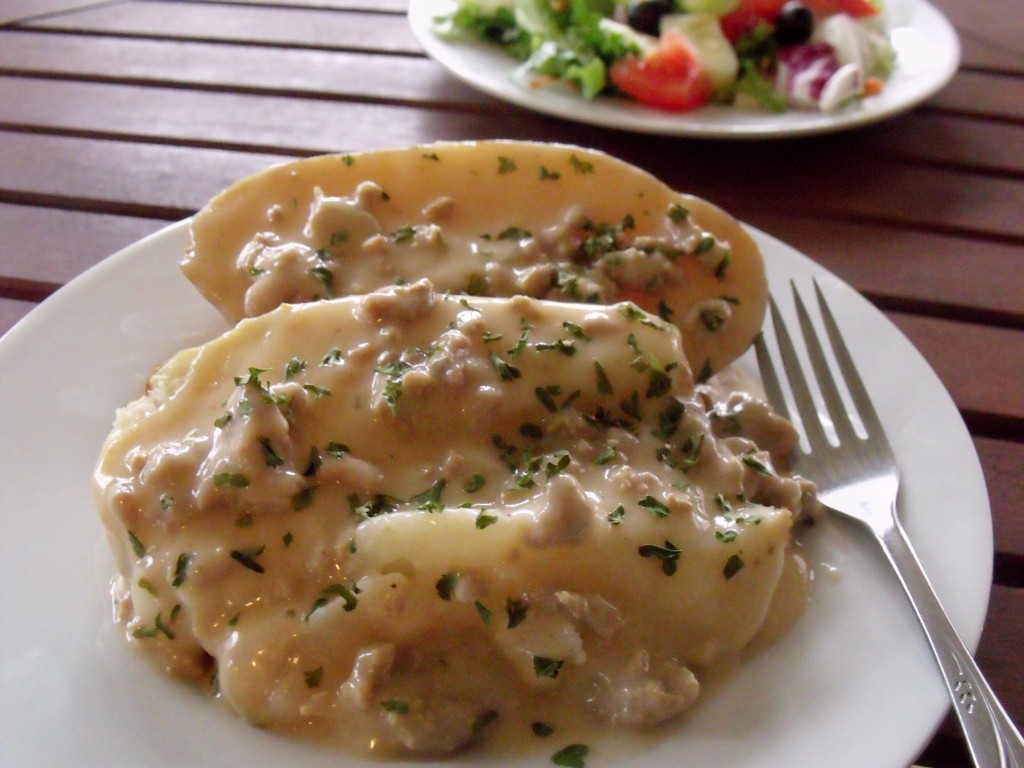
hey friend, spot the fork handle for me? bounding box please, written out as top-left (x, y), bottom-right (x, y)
top-left (875, 509), bottom-right (1024, 768)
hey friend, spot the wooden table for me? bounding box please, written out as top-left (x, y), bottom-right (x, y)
top-left (1, 1), bottom-right (1020, 764)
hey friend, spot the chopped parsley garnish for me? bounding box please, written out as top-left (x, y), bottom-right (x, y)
top-left (214, 471), bottom-right (251, 488)
top-left (411, 478), bottom-right (447, 512)
top-left (488, 352), bottom-right (521, 381)
top-left (303, 383), bottom-right (331, 398)
top-left (464, 474), bottom-right (486, 493)
top-left (132, 611), bottom-right (175, 640)
top-left (638, 540), bottom-right (682, 575)
top-left (506, 598), bottom-right (528, 629)
top-left (607, 504), bottom-right (625, 525)
top-left (127, 530), bottom-right (146, 558)
top-left (742, 452), bottom-right (773, 476)
top-left (392, 225), bottom-right (416, 243)
top-left (539, 166), bottom-right (561, 180)
top-left (535, 384), bottom-right (560, 412)
top-left (498, 226), bottom-right (532, 241)
top-left (552, 744), bottom-right (589, 768)
top-left (668, 202), bottom-right (690, 223)
top-left (159, 492), bottom-right (175, 510)
top-left (533, 656), bottom-right (564, 678)
top-left (284, 357), bottom-right (306, 380)
top-left (259, 437), bottom-right (284, 468)
top-left (304, 665), bottom-right (324, 688)
top-left (532, 721), bottom-right (554, 737)
top-left (475, 600), bottom-right (493, 625)
top-left (569, 154), bottom-right (595, 174)
top-left (305, 583), bottom-right (359, 621)
top-left (715, 530), bottom-right (738, 543)
top-left (381, 699), bottom-right (409, 714)
top-left (593, 360), bottom-right (612, 396)
top-left (436, 572), bottom-right (459, 600)
top-left (171, 553), bottom-right (191, 587)
top-left (476, 510), bottom-right (499, 529)
top-left (498, 156), bottom-right (517, 174)
top-left (724, 554), bottom-right (745, 579)
top-left (639, 495), bottom-right (671, 518)
top-left (230, 546), bottom-right (265, 573)
top-left (291, 484), bottom-right (317, 511)
top-left (593, 444), bottom-right (616, 465)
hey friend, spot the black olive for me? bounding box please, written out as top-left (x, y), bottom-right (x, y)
top-left (774, 1), bottom-right (815, 45)
top-left (627, 0), bottom-right (676, 37)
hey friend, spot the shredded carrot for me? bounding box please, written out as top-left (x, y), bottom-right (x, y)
top-left (863, 76), bottom-right (884, 97)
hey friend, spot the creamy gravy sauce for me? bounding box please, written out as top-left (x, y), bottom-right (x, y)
top-left (96, 282), bottom-right (814, 758)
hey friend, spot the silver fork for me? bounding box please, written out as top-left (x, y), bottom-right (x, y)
top-left (755, 279), bottom-right (1024, 768)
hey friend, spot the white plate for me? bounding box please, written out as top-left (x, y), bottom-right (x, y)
top-left (409, 0), bottom-right (960, 138)
top-left (0, 220), bottom-right (991, 767)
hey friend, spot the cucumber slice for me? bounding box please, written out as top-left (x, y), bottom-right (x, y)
top-left (660, 13), bottom-right (739, 91)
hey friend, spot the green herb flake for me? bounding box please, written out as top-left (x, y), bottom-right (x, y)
top-left (464, 474), bottom-right (486, 493)
top-left (638, 540), bottom-right (682, 576)
top-left (436, 572), bottom-right (459, 601)
top-left (127, 530), bottom-right (146, 558)
top-left (668, 202), bottom-right (690, 223)
top-left (552, 744), bottom-right (589, 768)
top-left (593, 360), bottom-right (612, 396)
top-left (475, 600), bottom-right (493, 625)
top-left (392, 225), bottom-right (416, 243)
top-left (214, 471), bottom-right (251, 488)
top-left (569, 154), bottom-right (595, 174)
top-left (137, 578), bottom-right (157, 596)
top-left (171, 552), bottom-right (191, 587)
top-left (498, 156), bottom-right (517, 174)
top-left (381, 699), bottom-right (409, 714)
top-left (639, 495), bottom-right (671, 518)
top-left (532, 721), bottom-right (554, 737)
top-left (282, 531), bottom-right (294, 547)
top-left (476, 510), bottom-right (499, 529)
top-left (304, 665), bottom-right (324, 689)
top-left (292, 484), bottom-right (317, 511)
top-left (593, 444), bottom-right (616, 466)
top-left (303, 383), bottom-right (331, 398)
top-left (214, 411), bottom-right (232, 429)
top-left (284, 357), bottom-right (307, 381)
top-left (539, 166), bottom-right (561, 180)
top-left (230, 546), bottom-right (265, 573)
top-left (742, 452), bottom-right (773, 476)
top-left (607, 504), bottom-right (625, 526)
top-left (159, 492), bottom-right (175, 510)
top-left (724, 554), bottom-right (745, 579)
top-left (498, 226), bottom-right (532, 241)
top-left (506, 598), bottom-right (528, 629)
top-left (259, 437), bottom-right (284, 468)
top-left (533, 656), bottom-right (564, 679)
top-left (488, 352), bottom-right (521, 381)
top-left (715, 530), bottom-right (738, 543)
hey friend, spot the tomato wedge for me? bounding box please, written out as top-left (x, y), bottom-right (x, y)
top-left (609, 29), bottom-right (713, 112)
top-left (804, 0), bottom-right (880, 16)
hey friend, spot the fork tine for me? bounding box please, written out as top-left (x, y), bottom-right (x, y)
top-left (791, 282), bottom-right (859, 445)
top-left (767, 293), bottom-right (832, 450)
top-left (754, 331), bottom-right (792, 424)
top-left (812, 279), bottom-right (887, 441)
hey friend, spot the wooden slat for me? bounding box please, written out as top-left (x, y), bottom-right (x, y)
top-left (885, 311), bottom-right (1024, 431)
top-left (2, 33), bottom-right (1021, 177)
top-left (745, 212), bottom-right (1024, 325)
top-left (0, 203), bottom-right (168, 286)
top-left (976, 438), bottom-right (1024, 563)
top-left (2, 77), bottom-right (1023, 242)
top-left (929, 70), bottom-right (1024, 122)
top-left (929, 0), bottom-right (1024, 74)
top-left (22, 0), bottom-right (421, 53)
top-left (0, 30), bottom-right (493, 108)
top-left (0, 131), bottom-right (283, 216)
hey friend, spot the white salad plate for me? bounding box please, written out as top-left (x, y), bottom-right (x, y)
top-left (409, 0), bottom-right (960, 138)
top-left (0, 219), bottom-right (991, 767)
